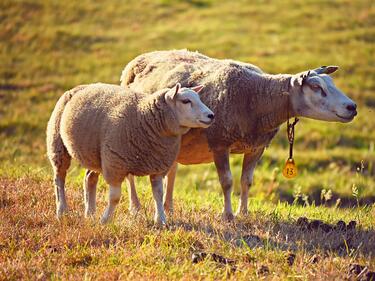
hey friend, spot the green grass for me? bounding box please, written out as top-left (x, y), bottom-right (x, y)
top-left (0, 0), bottom-right (374, 279)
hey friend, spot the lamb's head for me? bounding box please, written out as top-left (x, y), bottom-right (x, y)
top-left (290, 66), bottom-right (357, 123)
top-left (165, 83), bottom-right (214, 128)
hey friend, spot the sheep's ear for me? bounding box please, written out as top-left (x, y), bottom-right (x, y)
top-left (165, 83), bottom-right (181, 103)
top-left (191, 85), bottom-right (204, 94)
top-left (174, 83), bottom-right (181, 95)
top-left (314, 65), bottom-right (339, 75)
top-left (291, 71), bottom-right (308, 87)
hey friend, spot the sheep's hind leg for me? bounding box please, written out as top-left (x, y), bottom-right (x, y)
top-left (101, 184), bottom-right (122, 224)
top-left (84, 170), bottom-right (99, 217)
top-left (126, 175), bottom-right (141, 214)
top-left (213, 149), bottom-right (234, 221)
top-left (150, 175), bottom-right (167, 225)
top-left (163, 162), bottom-right (178, 215)
top-left (236, 149), bottom-right (264, 216)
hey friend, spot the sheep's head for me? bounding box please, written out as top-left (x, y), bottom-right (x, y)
top-left (165, 83), bottom-right (214, 129)
top-left (290, 66), bottom-right (357, 123)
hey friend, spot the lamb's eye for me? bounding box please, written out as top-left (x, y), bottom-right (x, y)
top-left (182, 99), bottom-right (191, 104)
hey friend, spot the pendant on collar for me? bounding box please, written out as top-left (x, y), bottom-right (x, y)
top-left (283, 158), bottom-right (297, 179)
top-left (282, 117), bottom-right (299, 179)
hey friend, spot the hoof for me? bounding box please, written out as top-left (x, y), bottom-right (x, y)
top-left (222, 212), bottom-right (235, 221)
top-left (154, 221), bottom-right (169, 230)
top-left (235, 209), bottom-right (248, 216)
top-left (100, 216), bottom-right (111, 224)
top-left (129, 205), bottom-right (141, 216)
top-left (164, 203), bottom-right (174, 216)
top-left (56, 206), bottom-right (68, 219)
top-left (84, 208), bottom-right (96, 218)
top-left (154, 215), bottom-right (168, 227)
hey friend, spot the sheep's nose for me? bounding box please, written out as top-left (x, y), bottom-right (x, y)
top-left (346, 103), bottom-right (357, 112)
top-left (207, 113), bottom-right (214, 120)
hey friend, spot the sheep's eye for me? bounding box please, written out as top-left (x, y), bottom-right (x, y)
top-left (309, 84), bottom-right (327, 97)
top-left (182, 99), bottom-right (191, 104)
top-left (310, 84), bottom-right (321, 91)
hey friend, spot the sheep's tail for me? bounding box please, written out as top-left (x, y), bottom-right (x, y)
top-left (46, 85), bottom-right (87, 170)
top-left (120, 55), bottom-right (147, 87)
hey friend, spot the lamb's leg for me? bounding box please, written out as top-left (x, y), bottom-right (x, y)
top-left (54, 169), bottom-right (69, 218)
top-left (213, 149), bottom-right (234, 221)
top-left (84, 170), bottom-right (99, 217)
top-left (150, 174), bottom-right (167, 225)
top-left (163, 162), bottom-right (178, 214)
top-left (237, 149), bottom-right (264, 215)
top-left (50, 147), bottom-right (71, 219)
top-left (101, 184), bottom-right (122, 224)
top-left (126, 175), bottom-right (141, 214)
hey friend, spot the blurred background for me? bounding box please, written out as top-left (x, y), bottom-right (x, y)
top-left (0, 0), bottom-right (374, 207)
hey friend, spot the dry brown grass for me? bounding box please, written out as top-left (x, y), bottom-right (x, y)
top-left (1, 177), bottom-right (374, 280)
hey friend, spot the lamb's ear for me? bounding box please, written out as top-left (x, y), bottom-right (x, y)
top-left (165, 83), bottom-right (181, 103)
top-left (191, 85), bottom-right (204, 94)
top-left (314, 65), bottom-right (339, 75)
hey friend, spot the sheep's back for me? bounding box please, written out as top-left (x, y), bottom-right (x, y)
top-left (121, 50), bottom-right (274, 162)
top-left (122, 50), bottom-right (262, 135)
top-left (122, 49), bottom-right (262, 90)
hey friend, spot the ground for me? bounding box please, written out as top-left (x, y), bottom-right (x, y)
top-left (0, 0), bottom-right (374, 280)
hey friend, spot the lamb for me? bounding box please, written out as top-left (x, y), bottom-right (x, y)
top-left (119, 49), bottom-right (357, 220)
top-left (46, 82), bottom-right (214, 225)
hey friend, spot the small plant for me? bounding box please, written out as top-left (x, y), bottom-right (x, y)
top-left (352, 184), bottom-right (360, 208)
top-left (356, 160), bottom-right (365, 174)
top-left (320, 188), bottom-right (332, 205)
top-left (302, 194), bottom-right (310, 207)
top-left (292, 185), bottom-right (302, 204)
top-left (352, 159), bottom-right (366, 208)
top-left (334, 198), bottom-right (341, 208)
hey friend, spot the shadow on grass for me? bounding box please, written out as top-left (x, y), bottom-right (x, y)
top-left (172, 215), bottom-right (375, 259)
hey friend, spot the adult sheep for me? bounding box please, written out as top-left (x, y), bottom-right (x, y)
top-left (46, 83), bottom-right (214, 225)
top-left (120, 50), bottom-right (357, 221)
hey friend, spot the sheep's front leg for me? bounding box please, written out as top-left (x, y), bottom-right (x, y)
top-left (126, 175), bottom-right (141, 214)
top-left (84, 170), bottom-right (99, 217)
top-left (101, 184), bottom-right (122, 224)
top-left (163, 162), bottom-right (178, 214)
top-left (237, 149), bottom-right (264, 215)
top-left (150, 174), bottom-right (167, 225)
top-left (213, 149), bottom-right (234, 221)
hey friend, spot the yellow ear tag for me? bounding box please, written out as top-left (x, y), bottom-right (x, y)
top-left (283, 158), bottom-right (298, 179)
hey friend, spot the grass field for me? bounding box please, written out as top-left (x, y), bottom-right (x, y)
top-left (0, 0), bottom-right (374, 279)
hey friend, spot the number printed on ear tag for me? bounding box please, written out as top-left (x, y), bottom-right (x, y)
top-left (283, 158), bottom-right (298, 179)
